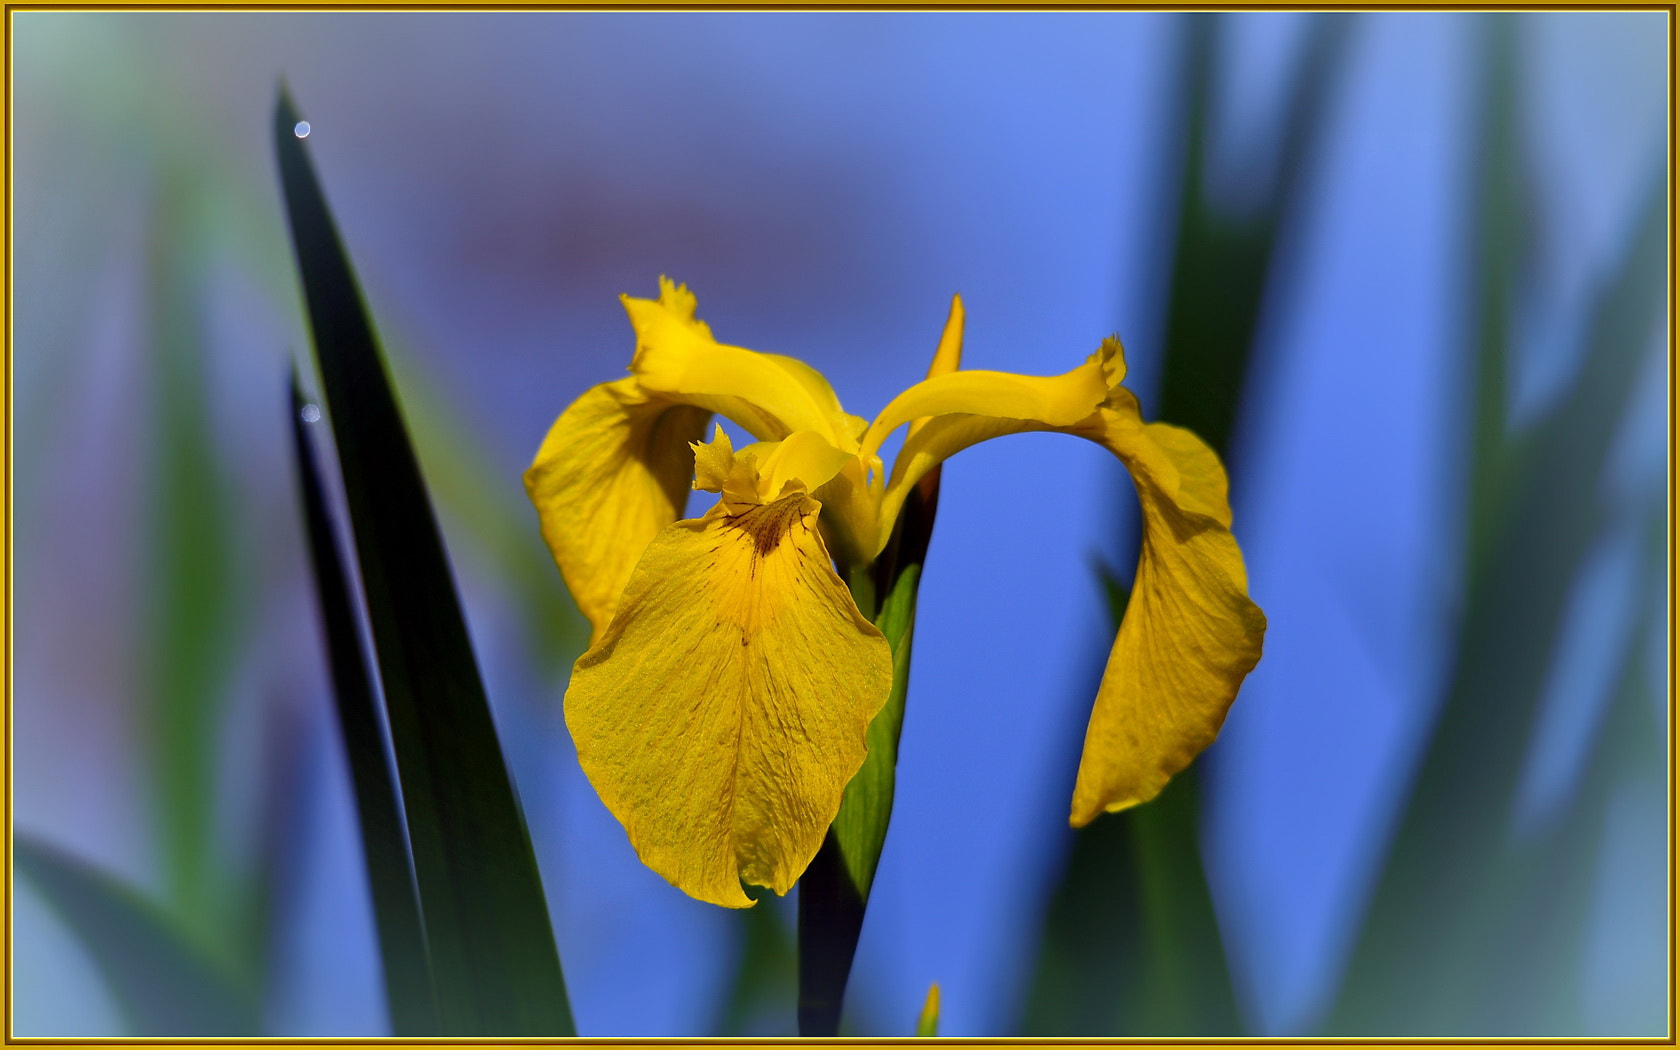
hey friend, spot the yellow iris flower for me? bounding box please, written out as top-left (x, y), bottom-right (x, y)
top-left (526, 278), bottom-right (1265, 908)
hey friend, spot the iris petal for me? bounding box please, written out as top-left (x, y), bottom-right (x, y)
top-left (863, 357), bottom-right (1109, 459)
top-left (624, 278), bottom-right (857, 448)
top-left (866, 335), bottom-right (1264, 823)
top-left (564, 493), bottom-right (893, 907)
top-left (1068, 392), bottom-right (1265, 823)
top-left (524, 377), bottom-right (710, 645)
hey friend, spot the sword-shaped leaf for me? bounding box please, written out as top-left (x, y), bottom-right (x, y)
top-left (272, 87), bottom-right (573, 1036)
top-left (289, 372), bottom-right (438, 1036)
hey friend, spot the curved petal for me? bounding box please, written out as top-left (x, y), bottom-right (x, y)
top-left (861, 361), bottom-right (1109, 460)
top-left (871, 337), bottom-right (1124, 554)
top-left (757, 430), bottom-right (852, 498)
top-left (875, 412), bottom-right (1050, 556)
top-left (524, 377), bottom-right (710, 645)
top-left (564, 493), bottom-right (894, 907)
top-left (868, 333), bottom-right (1264, 823)
top-left (764, 353), bottom-right (868, 446)
top-left (1067, 393), bottom-right (1265, 824)
top-left (624, 278), bottom-right (858, 448)
top-left (812, 455), bottom-right (882, 573)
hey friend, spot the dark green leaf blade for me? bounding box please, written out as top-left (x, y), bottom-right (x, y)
top-left (144, 176), bottom-right (240, 943)
top-left (833, 476), bottom-right (942, 897)
top-left (289, 372), bottom-right (438, 1036)
top-left (272, 88), bottom-right (573, 1036)
top-left (15, 835), bottom-right (258, 1036)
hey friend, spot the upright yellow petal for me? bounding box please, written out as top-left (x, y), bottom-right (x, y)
top-left (692, 426), bottom-right (851, 509)
top-left (564, 492), bottom-right (893, 907)
top-left (811, 455), bottom-right (882, 573)
top-left (922, 295), bottom-right (966, 384)
top-left (1067, 392), bottom-right (1265, 824)
top-left (812, 294), bottom-right (968, 570)
top-left (524, 377), bottom-right (710, 646)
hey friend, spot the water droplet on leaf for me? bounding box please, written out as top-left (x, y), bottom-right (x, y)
top-left (293, 121), bottom-right (311, 139)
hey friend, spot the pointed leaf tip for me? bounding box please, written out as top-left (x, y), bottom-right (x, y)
top-left (275, 86), bottom-right (573, 1034)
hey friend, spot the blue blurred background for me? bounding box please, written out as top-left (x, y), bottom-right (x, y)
top-left (11, 11), bottom-right (1668, 1037)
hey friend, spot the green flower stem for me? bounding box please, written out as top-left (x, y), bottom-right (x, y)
top-left (798, 472), bottom-right (941, 1036)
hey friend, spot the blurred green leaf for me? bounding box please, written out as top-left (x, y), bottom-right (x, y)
top-left (1021, 772), bottom-right (1240, 1035)
top-left (1019, 14), bottom-right (1353, 1036)
top-left (16, 836), bottom-right (258, 1036)
top-left (289, 372), bottom-right (438, 1035)
top-left (273, 87), bottom-right (573, 1036)
top-left (238, 697), bottom-right (310, 1021)
top-left (711, 898), bottom-right (798, 1036)
top-left (1021, 580), bottom-right (1241, 1035)
top-left (799, 477), bottom-right (941, 1036)
top-left (1323, 15), bottom-right (1668, 1032)
top-left (1155, 13), bottom-right (1353, 459)
top-left (1430, 506), bottom-right (1665, 1035)
top-left (144, 174), bottom-right (241, 941)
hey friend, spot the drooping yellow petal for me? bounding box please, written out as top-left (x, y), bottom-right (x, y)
top-left (524, 377), bottom-right (710, 645)
top-left (564, 492), bottom-right (893, 907)
top-left (623, 278), bottom-right (858, 448)
top-left (1067, 391), bottom-right (1265, 824)
top-left (863, 332), bottom-right (1262, 822)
